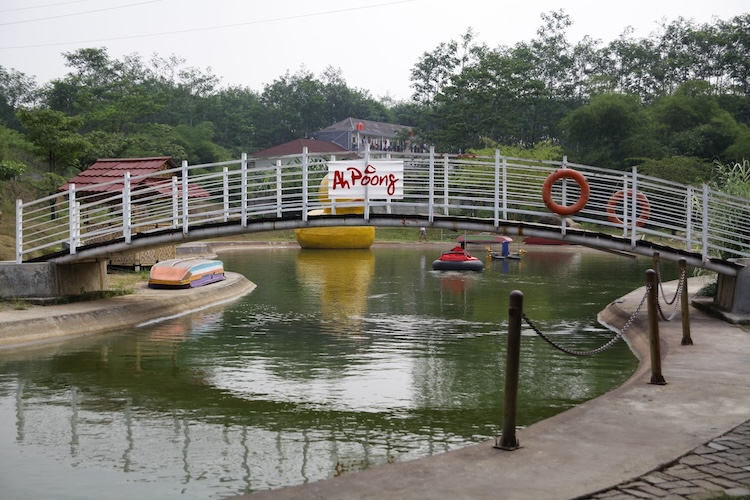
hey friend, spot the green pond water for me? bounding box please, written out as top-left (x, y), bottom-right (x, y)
top-left (0, 245), bottom-right (677, 499)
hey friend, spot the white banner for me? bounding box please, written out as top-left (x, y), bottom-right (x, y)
top-left (327, 160), bottom-right (404, 199)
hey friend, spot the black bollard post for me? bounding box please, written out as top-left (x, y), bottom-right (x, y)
top-left (679, 259), bottom-right (693, 346)
top-left (646, 269), bottom-right (667, 385)
top-left (496, 290), bottom-right (522, 450)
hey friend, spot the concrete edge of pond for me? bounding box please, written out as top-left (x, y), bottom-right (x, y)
top-left (0, 272), bottom-right (256, 350)
top-left (230, 277), bottom-right (750, 500)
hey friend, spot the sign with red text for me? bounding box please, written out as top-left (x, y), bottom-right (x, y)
top-left (327, 160), bottom-right (404, 199)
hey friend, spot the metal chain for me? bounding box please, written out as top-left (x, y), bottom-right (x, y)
top-left (655, 261), bottom-right (684, 306)
top-left (657, 266), bottom-right (686, 321)
top-left (521, 284), bottom-right (651, 357)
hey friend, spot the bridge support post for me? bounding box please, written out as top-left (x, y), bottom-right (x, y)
top-left (496, 290), bottom-right (522, 451)
top-left (646, 269), bottom-right (667, 385)
top-left (0, 259), bottom-right (107, 298)
top-left (708, 258), bottom-right (750, 322)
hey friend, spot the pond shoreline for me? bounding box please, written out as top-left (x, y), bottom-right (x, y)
top-left (0, 272), bottom-right (255, 350)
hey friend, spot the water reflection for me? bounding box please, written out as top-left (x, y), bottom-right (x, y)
top-left (0, 247), bottom-right (674, 499)
top-left (295, 249), bottom-right (374, 335)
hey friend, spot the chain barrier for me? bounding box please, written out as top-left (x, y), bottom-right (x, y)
top-left (655, 264), bottom-right (686, 321)
top-left (521, 283), bottom-right (652, 357)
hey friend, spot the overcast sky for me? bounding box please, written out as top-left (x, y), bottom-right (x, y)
top-left (1, 0), bottom-right (747, 101)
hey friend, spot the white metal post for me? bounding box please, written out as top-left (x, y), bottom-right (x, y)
top-left (630, 167), bottom-right (638, 246)
top-left (621, 175), bottom-right (630, 239)
top-left (494, 150), bottom-right (500, 226)
top-left (223, 166), bottom-right (229, 223)
top-left (15, 199), bottom-right (22, 263)
top-left (443, 154), bottom-right (449, 217)
top-left (68, 184), bottom-right (77, 253)
top-left (171, 177), bottom-right (179, 229)
top-left (561, 157), bottom-right (568, 236)
top-left (123, 174), bottom-right (132, 244)
top-left (364, 144), bottom-right (370, 220)
top-left (302, 147), bottom-right (309, 222)
top-left (182, 160), bottom-right (189, 234)
top-left (702, 183), bottom-right (709, 262)
top-left (241, 153), bottom-right (248, 227)
top-left (502, 156), bottom-right (508, 220)
top-left (428, 146), bottom-right (435, 222)
top-left (276, 160), bottom-right (282, 218)
top-left (70, 203), bottom-right (81, 255)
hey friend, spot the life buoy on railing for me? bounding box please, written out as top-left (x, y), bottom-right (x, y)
top-left (541, 169), bottom-right (590, 216)
top-left (606, 190), bottom-right (651, 227)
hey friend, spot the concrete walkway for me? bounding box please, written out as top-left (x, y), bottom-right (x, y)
top-left (231, 278), bottom-right (750, 499)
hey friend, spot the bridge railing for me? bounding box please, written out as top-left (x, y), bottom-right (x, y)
top-left (15, 148), bottom-right (750, 264)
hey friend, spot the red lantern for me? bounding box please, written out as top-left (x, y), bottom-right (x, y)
top-left (355, 122), bottom-right (364, 131)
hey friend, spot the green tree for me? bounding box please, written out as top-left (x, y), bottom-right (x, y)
top-left (203, 85), bottom-right (262, 154)
top-left (649, 80), bottom-right (741, 159)
top-left (720, 14), bottom-right (750, 97)
top-left (119, 123), bottom-right (187, 160)
top-left (636, 156), bottom-right (713, 184)
top-left (16, 107), bottom-right (89, 174)
top-left (172, 121), bottom-right (231, 164)
top-left (559, 93), bottom-right (660, 168)
top-left (0, 66), bottom-right (38, 129)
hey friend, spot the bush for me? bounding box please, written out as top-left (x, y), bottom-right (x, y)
top-left (0, 159), bottom-right (26, 180)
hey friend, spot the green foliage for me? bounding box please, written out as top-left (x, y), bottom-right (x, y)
top-left (0, 160), bottom-right (26, 180)
top-left (30, 172), bottom-right (68, 195)
top-left (559, 93), bottom-right (661, 168)
top-left (724, 124), bottom-right (750, 162)
top-left (711, 158), bottom-right (750, 197)
top-left (16, 107), bottom-right (89, 174)
top-left (636, 156), bottom-right (714, 184)
top-left (649, 81), bottom-right (741, 159)
top-left (705, 158), bottom-right (750, 259)
top-left (0, 66), bottom-right (38, 129)
top-left (469, 138), bottom-right (564, 160)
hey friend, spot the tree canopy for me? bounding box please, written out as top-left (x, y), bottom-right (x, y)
top-left (0, 10), bottom-right (747, 184)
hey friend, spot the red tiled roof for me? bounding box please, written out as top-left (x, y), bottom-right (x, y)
top-left (251, 138), bottom-right (348, 158)
top-left (58, 157), bottom-right (209, 198)
top-left (59, 157), bottom-right (179, 193)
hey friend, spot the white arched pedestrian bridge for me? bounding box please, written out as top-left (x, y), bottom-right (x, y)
top-left (15, 147), bottom-right (750, 278)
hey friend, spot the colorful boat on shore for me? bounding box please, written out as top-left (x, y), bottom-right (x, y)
top-left (432, 246), bottom-right (484, 271)
top-left (148, 258), bottom-right (226, 289)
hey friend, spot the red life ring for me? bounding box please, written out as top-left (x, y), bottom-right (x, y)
top-left (606, 190), bottom-right (651, 227)
top-left (541, 169), bottom-right (590, 216)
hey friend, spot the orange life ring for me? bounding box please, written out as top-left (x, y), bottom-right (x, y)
top-left (541, 169), bottom-right (590, 216)
top-left (606, 190), bottom-right (651, 227)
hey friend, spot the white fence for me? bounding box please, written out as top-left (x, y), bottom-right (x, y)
top-left (15, 147), bottom-right (750, 270)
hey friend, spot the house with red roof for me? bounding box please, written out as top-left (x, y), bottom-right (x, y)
top-left (58, 156), bottom-right (208, 199)
top-left (57, 157), bottom-right (209, 269)
top-left (251, 138), bottom-right (347, 158)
